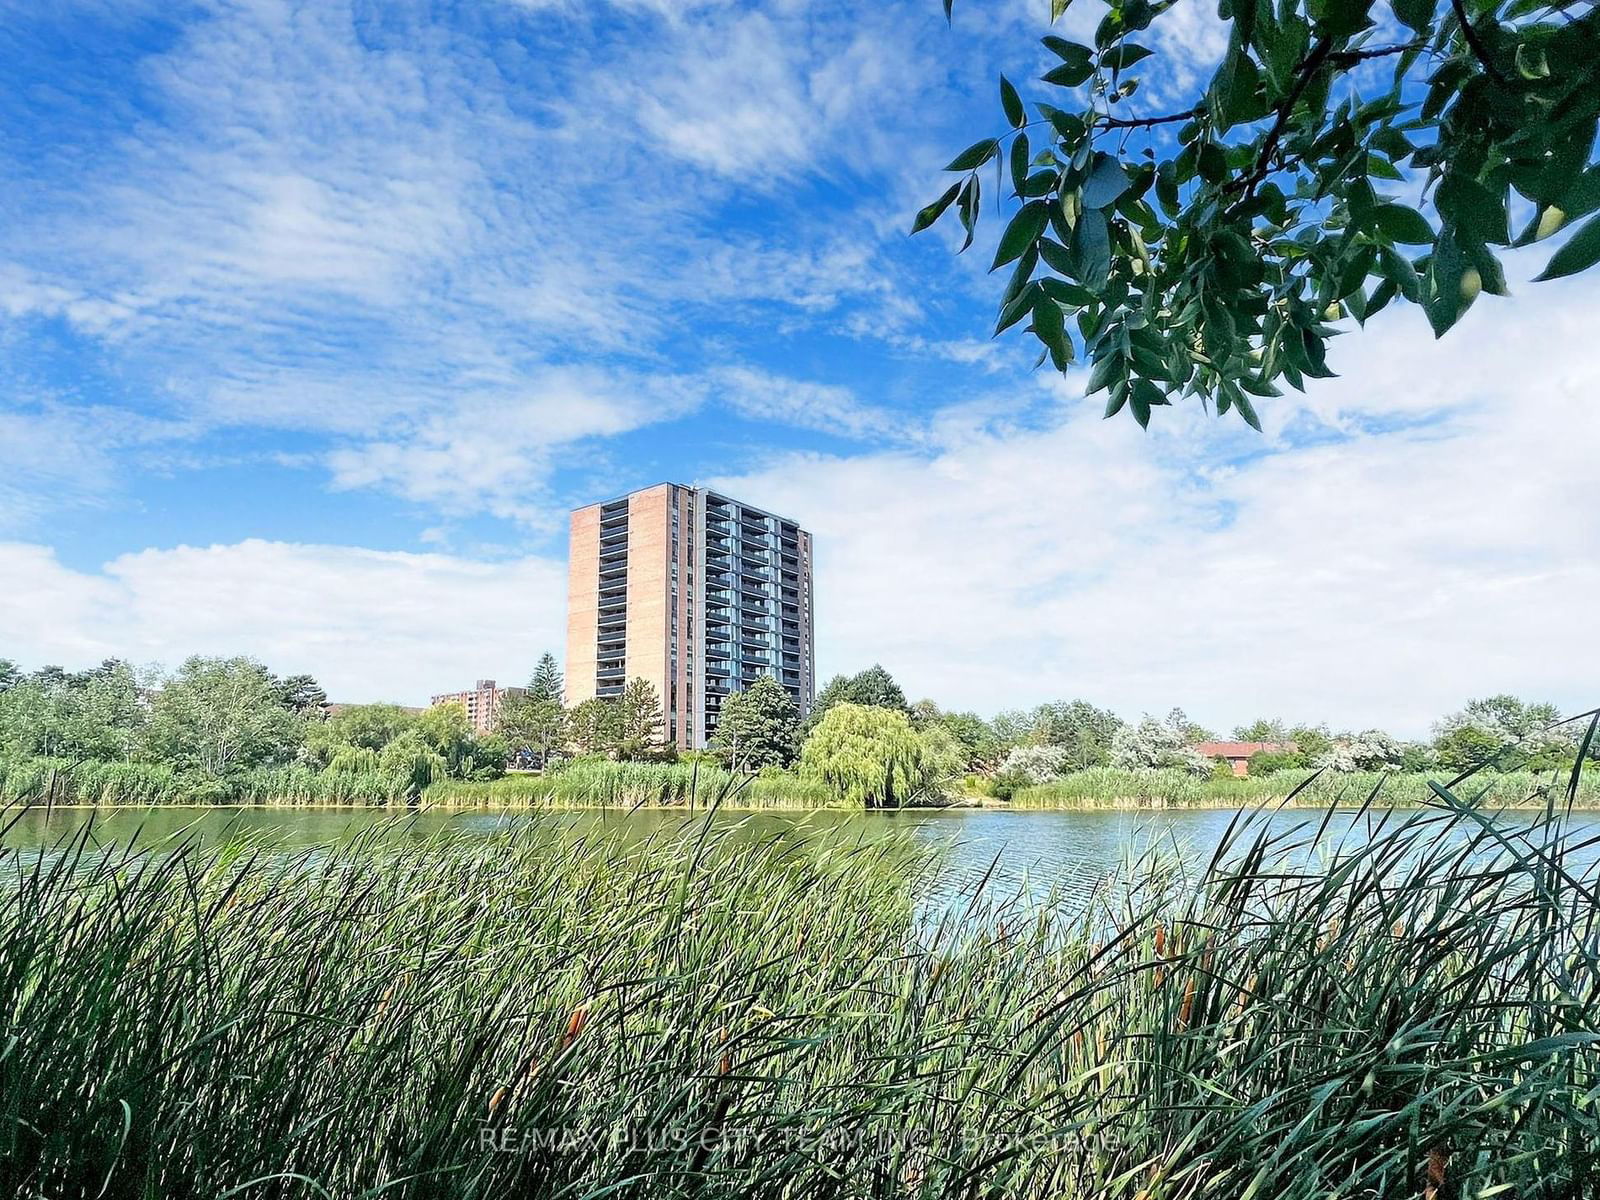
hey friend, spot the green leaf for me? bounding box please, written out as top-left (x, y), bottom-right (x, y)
top-left (1436, 174), bottom-right (1509, 246)
top-left (1101, 43), bottom-right (1153, 71)
top-left (1131, 380), bottom-right (1166, 427)
top-left (1010, 133), bottom-right (1031, 196)
top-left (1022, 171), bottom-right (1058, 197)
top-left (1041, 36), bottom-right (1092, 66)
top-left (1218, 51), bottom-right (1263, 130)
top-left (1086, 353), bottom-right (1120, 393)
top-left (992, 200), bottom-right (1050, 270)
top-left (1316, 0), bottom-right (1373, 37)
top-left (996, 286), bottom-right (1037, 334)
top-left (910, 183), bottom-right (962, 234)
top-left (1000, 76), bottom-right (1026, 129)
top-left (1197, 142), bottom-right (1228, 185)
top-left (1102, 381), bottom-right (1128, 418)
top-left (946, 139), bottom-right (999, 172)
top-left (1423, 229), bottom-right (1468, 336)
top-left (1233, 391), bottom-right (1262, 430)
top-left (1370, 203), bottom-right (1433, 245)
top-left (1392, 0), bottom-right (1433, 33)
top-left (1081, 154), bottom-right (1132, 209)
top-left (996, 284), bottom-right (1039, 335)
top-left (1042, 60), bottom-right (1094, 87)
top-left (1535, 213), bottom-right (1600, 281)
top-left (1032, 293), bottom-right (1069, 366)
top-left (1070, 209), bottom-right (1112, 288)
top-left (1038, 237), bottom-right (1075, 277)
top-left (1155, 162), bottom-right (1180, 217)
top-left (1377, 245), bottom-right (1421, 302)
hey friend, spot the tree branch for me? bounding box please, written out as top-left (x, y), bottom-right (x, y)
top-left (1449, 0), bottom-right (1512, 85)
top-left (1099, 106), bottom-right (1203, 130)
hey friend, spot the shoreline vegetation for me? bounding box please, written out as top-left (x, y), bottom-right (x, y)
top-left (5, 755), bottom-right (1598, 812)
top-left (6, 654), bottom-right (1596, 815)
top-left (5, 783), bottom-right (1597, 1195)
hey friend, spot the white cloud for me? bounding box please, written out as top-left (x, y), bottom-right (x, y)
top-left (709, 366), bottom-right (904, 440)
top-left (321, 367), bottom-right (708, 522)
top-left (715, 278), bottom-right (1600, 738)
top-left (0, 539), bottom-right (565, 704)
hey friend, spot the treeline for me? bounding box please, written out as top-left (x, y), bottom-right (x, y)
top-left (0, 655), bottom-right (507, 804)
top-left (1, 651), bottom-right (1591, 809)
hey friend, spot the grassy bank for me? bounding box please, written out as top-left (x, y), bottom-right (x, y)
top-left (425, 759), bottom-right (839, 809)
top-left (1008, 765), bottom-right (1600, 809)
top-left (8, 754), bottom-right (1599, 813)
top-left (3, 787), bottom-right (1596, 1197)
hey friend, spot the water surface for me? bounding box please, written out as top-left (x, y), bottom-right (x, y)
top-left (8, 802), bottom-right (1596, 912)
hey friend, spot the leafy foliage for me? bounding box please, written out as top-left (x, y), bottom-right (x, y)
top-left (567, 698), bottom-right (622, 757)
top-left (527, 652), bottom-right (564, 704)
top-left (1432, 692), bottom-right (1581, 770)
top-left (1111, 709), bottom-right (1215, 773)
top-left (617, 677), bottom-right (668, 760)
top-left (800, 702), bottom-right (949, 807)
top-left (710, 676), bottom-right (802, 770)
top-left (920, 0), bottom-right (1600, 426)
top-left (806, 664), bottom-right (910, 733)
top-left (0, 659), bottom-right (145, 763)
top-left (143, 657), bottom-right (303, 779)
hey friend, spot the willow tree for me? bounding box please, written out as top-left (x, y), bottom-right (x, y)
top-left (800, 702), bottom-right (941, 808)
top-left (918, 0), bottom-right (1599, 427)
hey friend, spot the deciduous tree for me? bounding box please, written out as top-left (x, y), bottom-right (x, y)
top-left (143, 656), bottom-right (301, 779)
top-left (800, 703), bottom-right (945, 808)
top-left (711, 676), bottom-right (801, 770)
top-left (919, 0), bottom-right (1600, 427)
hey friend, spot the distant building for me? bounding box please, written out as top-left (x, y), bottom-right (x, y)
top-left (429, 679), bottom-right (525, 735)
top-left (565, 482), bottom-right (815, 750)
top-left (1194, 740), bottom-right (1297, 777)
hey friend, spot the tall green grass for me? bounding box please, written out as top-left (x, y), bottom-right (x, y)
top-left (424, 759), bottom-right (837, 809)
top-left (1011, 765), bottom-right (1600, 808)
top-left (2, 772), bottom-right (1597, 1197)
top-left (0, 757), bottom-right (413, 807)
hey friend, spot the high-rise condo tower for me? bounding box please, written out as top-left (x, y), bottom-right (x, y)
top-left (564, 483), bottom-right (815, 749)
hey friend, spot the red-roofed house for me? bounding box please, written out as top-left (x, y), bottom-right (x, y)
top-left (1194, 741), bottom-right (1297, 777)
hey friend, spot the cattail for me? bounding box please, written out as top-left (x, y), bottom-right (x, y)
top-left (1154, 925), bottom-right (1166, 957)
top-left (718, 1026), bottom-right (731, 1076)
top-left (561, 1003), bottom-right (590, 1050)
top-left (1178, 974), bottom-right (1197, 1030)
top-left (1234, 973), bottom-right (1257, 1019)
top-left (487, 1085), bottom-right (509, 1117)
top-left (1424, 1146), bottom-right (1448, 1200)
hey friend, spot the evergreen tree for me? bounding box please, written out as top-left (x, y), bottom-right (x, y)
top-left (617, 677), bottom-right (666, 760)
top-left (568, 698), bottom-right (621, 757)
top-left (274, 673), bottom-right (329, 718)
top-left (528, 652), bottom-right (564, 704)
top-left (711, 677), bottom-right (800, 770)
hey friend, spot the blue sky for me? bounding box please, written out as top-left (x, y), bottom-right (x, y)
top-left (2, 0), bottom-right (1597, 736)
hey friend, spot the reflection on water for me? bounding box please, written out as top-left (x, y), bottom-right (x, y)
top-left (7, 802), bottom-right (1599, 915)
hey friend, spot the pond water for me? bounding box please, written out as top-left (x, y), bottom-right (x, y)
top-left (7, 802), bottom-right (1598, 913)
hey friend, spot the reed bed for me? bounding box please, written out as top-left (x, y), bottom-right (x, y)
top-left (425, 759), bottom-right (838, 809)
top-left (1010, 765), bottom-right (1600, 809)
top-left (2, 767), bottom-right (1597, 1198)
